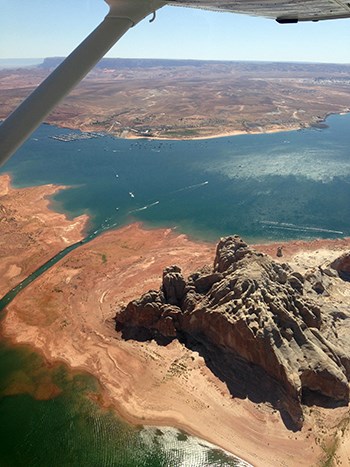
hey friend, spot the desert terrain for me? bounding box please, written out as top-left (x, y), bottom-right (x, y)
top-left (1, 177), bottom-right (350, 466)
top-left (1, 58), bottom-right (350, 139)
top-left (0, 174), bottom-right (87, 296)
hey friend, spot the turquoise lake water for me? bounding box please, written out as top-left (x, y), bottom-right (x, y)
top-left (1, 113), bottom-right (350, 466)
top-left (3, 113), bottom-right (350, 242)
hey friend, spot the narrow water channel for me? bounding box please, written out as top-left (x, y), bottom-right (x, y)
top-left (0, 222), bottom-right (115, 311)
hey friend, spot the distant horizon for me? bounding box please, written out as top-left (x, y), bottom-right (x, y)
top-left (1, 57), bottom-right (350, 67)
top-left (0, 58), bottom-right (44, 69)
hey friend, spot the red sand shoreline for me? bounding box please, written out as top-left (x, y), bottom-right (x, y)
top-left (0, 173), bottom-right (88, 297)
top-left (3, 222), bottom-right (350, 465)
top-left (2, 175), bottom-right (350, 465)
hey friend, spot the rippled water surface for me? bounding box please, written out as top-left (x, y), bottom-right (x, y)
top-left (0, 341), bottom-right (246, 466)
top-left (2, 113), bottom-right (350, 242)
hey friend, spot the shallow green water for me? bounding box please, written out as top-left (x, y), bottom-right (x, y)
top-left (0, 340), bottom-right (245, 466)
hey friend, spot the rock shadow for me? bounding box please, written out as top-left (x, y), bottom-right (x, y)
top-left (116, 320), bottom-right (303, 431)
top-left (301, 388), bottom-right (348, 410)
top-left (115, 322), bottom-right (174, 346)
top-left (178, 332), bottom-right (303, 431)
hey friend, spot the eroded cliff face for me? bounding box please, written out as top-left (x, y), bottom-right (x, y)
top-left (115, 236), bottom-right (350, 428)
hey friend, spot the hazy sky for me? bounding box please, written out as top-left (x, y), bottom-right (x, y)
top-left (1, 0), bottom-right (350, 63)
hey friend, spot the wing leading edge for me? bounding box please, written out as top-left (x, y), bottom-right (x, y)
top-left (168, 0), bottom-right (350, 23)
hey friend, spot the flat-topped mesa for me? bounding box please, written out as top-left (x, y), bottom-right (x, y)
top-left (115, 236), bottom-right (350, 428)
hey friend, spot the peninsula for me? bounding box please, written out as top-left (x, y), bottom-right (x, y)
top-left (2, 181), bottom-right (350, 465)
top-left (1, 59), bottom-right (350, 139)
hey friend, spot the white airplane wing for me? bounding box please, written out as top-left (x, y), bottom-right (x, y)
top-left (168, 0), bottom-right (350, 23)
top-left (1, 0), bottom-right (350, 165)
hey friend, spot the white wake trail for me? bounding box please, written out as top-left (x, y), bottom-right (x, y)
top-left (260, 220), bottom-right (343, 235)
top-left (128, 200), bottom-right (160, 214)
top-left (171, 180), bottom-right (209, 194)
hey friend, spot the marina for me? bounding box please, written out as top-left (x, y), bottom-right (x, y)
top-left (50, 131), bottom-right (105, 142)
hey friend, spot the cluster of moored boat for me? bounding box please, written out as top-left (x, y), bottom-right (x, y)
top-left (50, 132), bottom-right (105, 142)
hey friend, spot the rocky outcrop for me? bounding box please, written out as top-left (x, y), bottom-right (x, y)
top-left (331, 252), bottom-right (350, 281)
top-left (115, 236), bottom-right (350, 428)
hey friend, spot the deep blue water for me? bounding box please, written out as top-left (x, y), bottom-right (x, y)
top-left (2, 113), bottom-right (350, 242)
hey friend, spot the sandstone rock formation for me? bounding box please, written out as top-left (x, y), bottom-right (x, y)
top-left (331, 252), bottom-right (350, 281)
top-left (115, 236), bottom-right (350, 428)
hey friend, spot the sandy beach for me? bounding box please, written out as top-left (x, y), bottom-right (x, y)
top-left (2, 175), bottom-right (350, 465)
top-left (84, 121), bottom-right (304, 142)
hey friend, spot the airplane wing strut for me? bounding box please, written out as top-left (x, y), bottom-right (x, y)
top-left (0, 0), bottom-right (164, 166)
